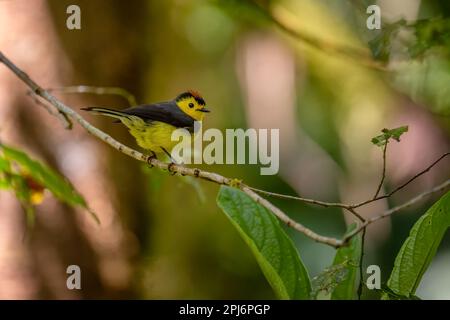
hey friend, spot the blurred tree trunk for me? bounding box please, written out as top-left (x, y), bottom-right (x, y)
top-left (0, 0), bottom-right (151, 298)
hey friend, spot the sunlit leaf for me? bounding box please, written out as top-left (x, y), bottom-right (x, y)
top-left (0, 156), bottom-right (10, 171)
top-left (7, 172), bottom-right (36, 227)
top-left (0, 179), bottom-right (10, 189)
top-left (0, 156), bottom-right (11, 189)
top-left (1, 144), bottom-right (99, 223)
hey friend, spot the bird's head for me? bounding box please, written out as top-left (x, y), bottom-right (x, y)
top-left (175, 91), bottom-right (210, 121)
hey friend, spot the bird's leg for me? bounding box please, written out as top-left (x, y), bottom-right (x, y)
top-left (147, 150), bottom-right (157, 168)
top-left (160, 147), bottom-right (178, 175)
top-left (160, 147), bottom-right (175, 162)
top-left (167, 163), bottom-right (176, 175)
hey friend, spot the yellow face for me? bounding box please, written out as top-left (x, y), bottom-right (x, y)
top-left (176, 95), bottom-right (210, 121)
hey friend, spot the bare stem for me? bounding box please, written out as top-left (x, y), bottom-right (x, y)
top-left (248, 186), bottom-right (350, 209)
top-left (26, 90), bottom-right (73, 129)
top-left (373, 142), bottom-right (388, 199)
top-left (48, 85), bottom-right (138, 106)
top-left (352, 152), bottom-right (450, 208)
top-left (357, 227), bottom-right (366, 300)
top-left (343, 179), bottom-right (450, 243)
top-left (249, 152), bottom-right (449, 212)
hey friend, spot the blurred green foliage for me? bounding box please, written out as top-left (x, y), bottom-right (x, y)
top-left (0, 143), bottom-right (97, 225)
top-left (369, 18), bottom-right (450, 61)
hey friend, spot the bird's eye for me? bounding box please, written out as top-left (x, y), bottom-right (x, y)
top-left (188, 103), bottom-right (194, 108)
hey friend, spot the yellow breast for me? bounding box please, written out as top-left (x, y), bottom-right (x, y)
top-left (129, 121), bottom-right (179, 153)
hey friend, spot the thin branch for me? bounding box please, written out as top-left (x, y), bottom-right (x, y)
top-left (357, 227), bottom-right (366, 300)
top-left (241, 186), bottom-right (342, 247)
top-left (249, 186), bottom-right (365, 222)
top-left (373, 142), bottom-right (388, 199)
top-left (0, 51), bottom-right (343, 248)
top-left (343, 179), bottom-right (450, 243)
top-left (48, 85), bottom-right (138, 106)
top-left (249, 152), bottom-right (449, 211)
top-left (347, 207), bottom-right (365, 223)
top-left (248, 186), bottom-right (350, 209)
top-left (352, 152), bottom-right (450, 208)
top-left (26, 90), bottom-right (72, 129)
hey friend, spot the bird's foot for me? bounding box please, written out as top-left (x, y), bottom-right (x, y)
top-left (160, 147), bottom-right (179, 175)
top-left (147, 151), bottom-right (157, 168)
top-left (167, 162), bottom-right (177, 176)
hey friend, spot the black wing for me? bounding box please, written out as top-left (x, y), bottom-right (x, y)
top-left (121, 101), bottom-right (195, 130)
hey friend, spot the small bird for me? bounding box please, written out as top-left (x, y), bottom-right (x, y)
top-left (82, 91), bottom-right (210, 159)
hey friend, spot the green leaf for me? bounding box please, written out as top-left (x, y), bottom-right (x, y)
top-left (8, 172), bottom-right (36, 227)
top-left (0, 157), bottom-right (12, 189)
top-left (0, 156), bottom-right (11, 172)
top-left (216, 186), bottom-right (311, 300)
top-left (386, 191), bottom-right (450, 298)
top-left (330, 223), bottom-right (362, 300)
top-left (311, 263), bottom-right (349, 299)
top-left (1, 144), bottom-right (99, 223)
top-left (2, 145), bottom-right (83, 205)
top-left (0, 179), bottom-right (10, 189)
top-left (371, 126), bottom-right (408, 146)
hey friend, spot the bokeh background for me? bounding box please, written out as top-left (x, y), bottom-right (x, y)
top-left (0, 0), bottom-right (449, 299)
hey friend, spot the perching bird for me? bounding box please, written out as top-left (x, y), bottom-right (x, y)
top-left (81, 91), bottom-right (209, 159)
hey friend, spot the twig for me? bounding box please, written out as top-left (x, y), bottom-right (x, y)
top-left (26, 90), bottom-right (72, 129)
top-left (357, 227), bottom-right (366, 300)
top-left (347, 207), bottom-right (365, 223)
top-left (248, 186), bottom-right (365, 222)
top-left (249, 152), bottom-right (449, 211)
top-left (48, 85), bottom-right (137, 106)
top-left (373, 142), bottom-right (388, 199)
top-left (240, 186), bottom-right (342, 246)
top-left (343, 179), bottom-right (450, 243)
top-left (352, 152), bottom-right (450, 208)
top-left (0, 51), bottom-right (343, 248)
top-left (248, 186), bottom-right (350, 209)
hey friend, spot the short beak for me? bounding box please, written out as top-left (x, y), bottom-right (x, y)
top-left (198, 107), bottom-right (210, 113)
